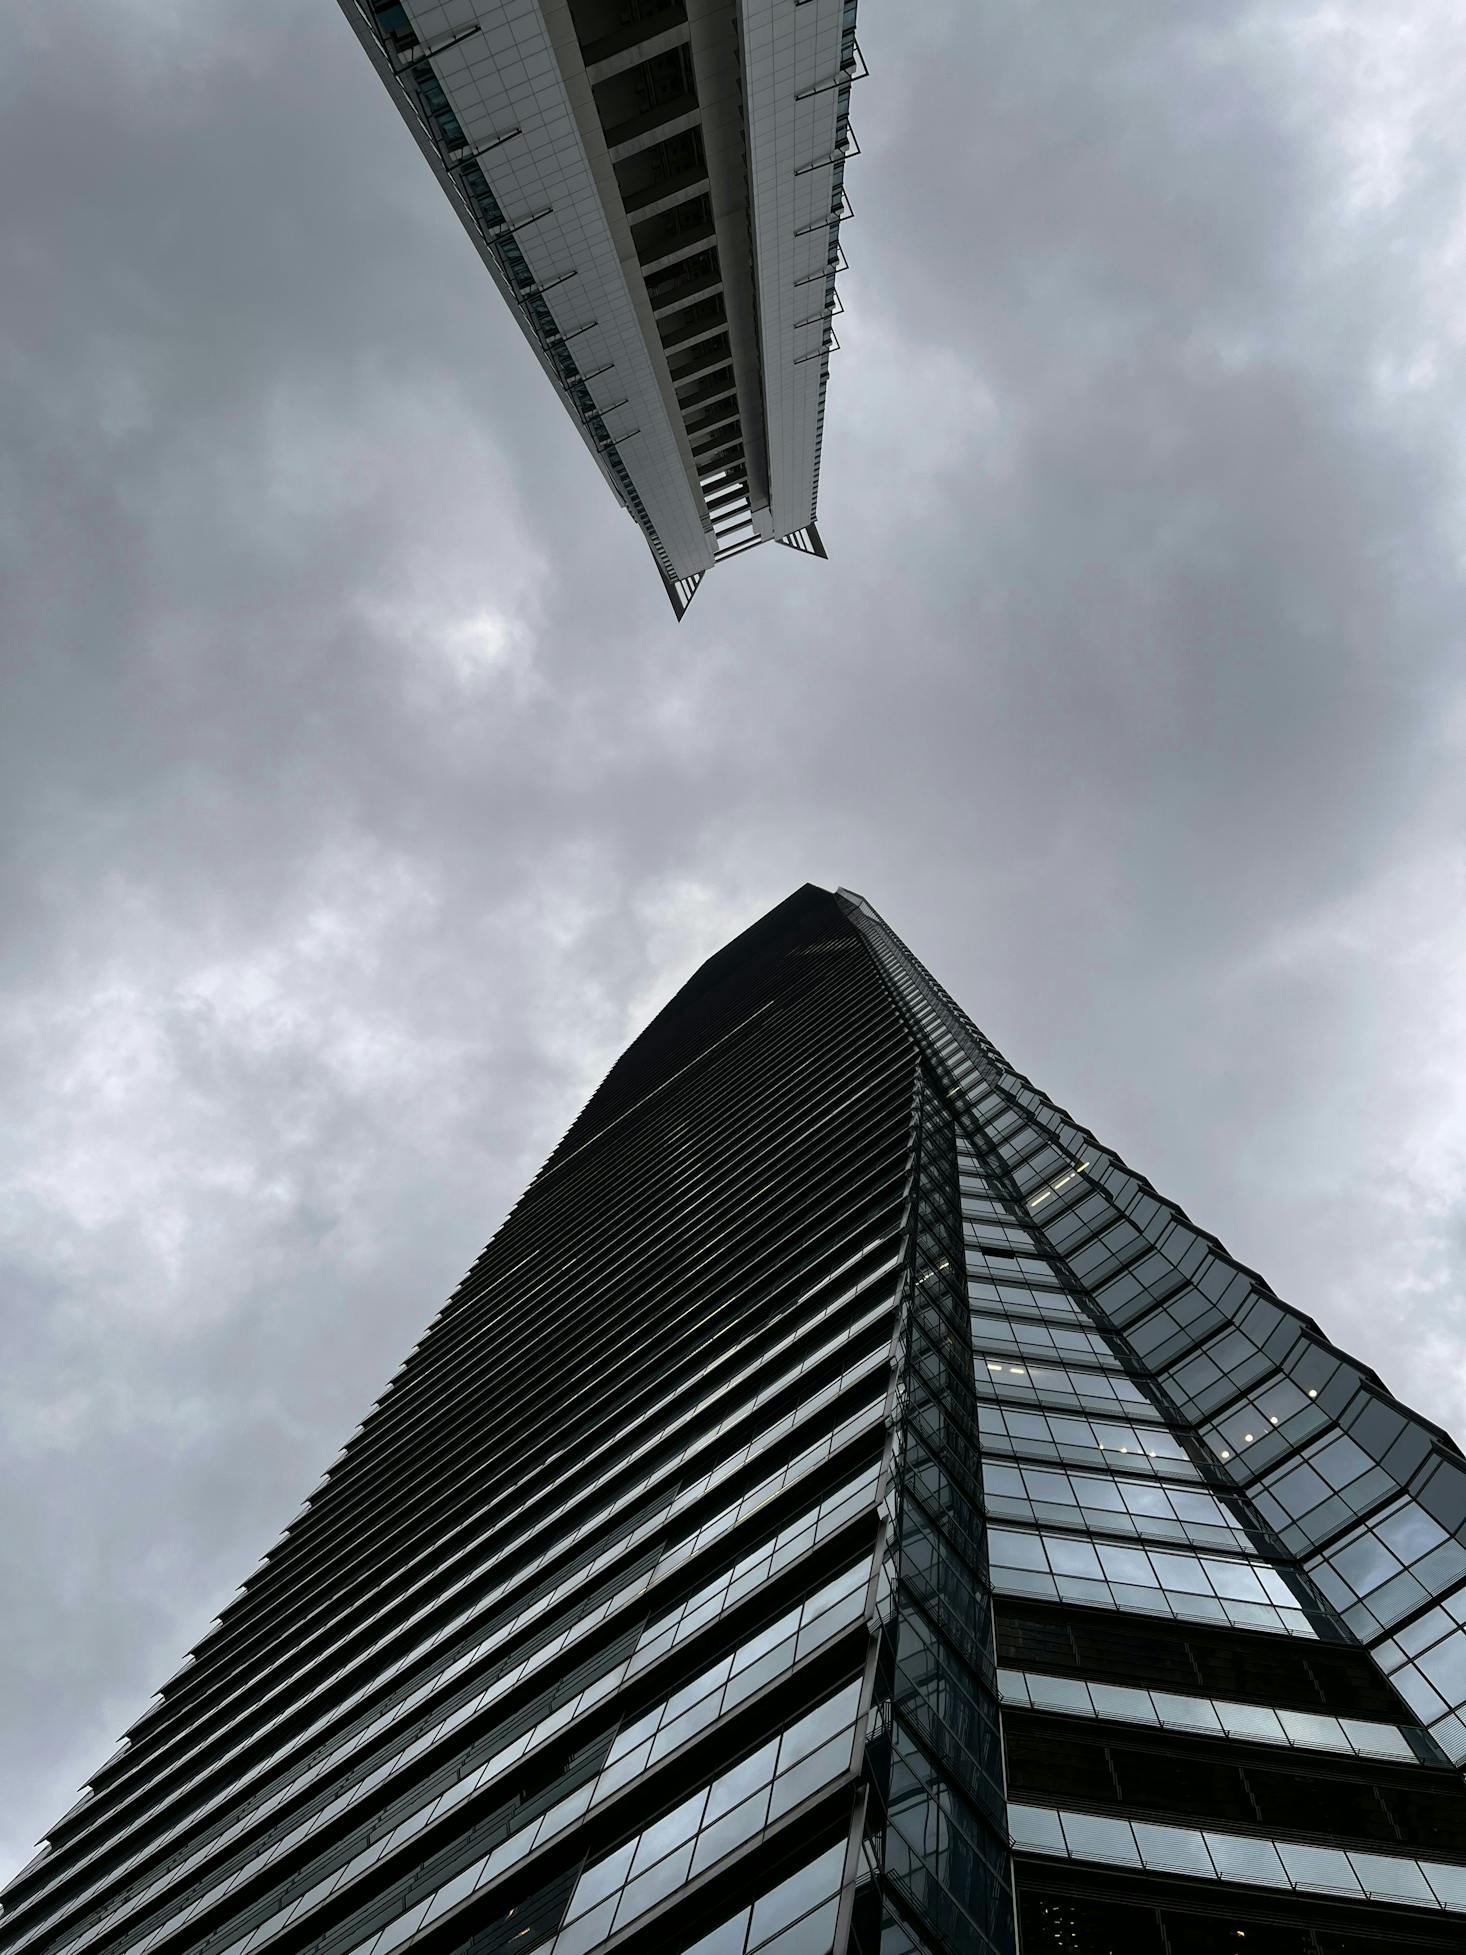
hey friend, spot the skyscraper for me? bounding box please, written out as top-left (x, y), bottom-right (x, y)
top-left (6, 884), bottom-right (1466, 1955)
top-left (337, 1), bottom-right (862, 615)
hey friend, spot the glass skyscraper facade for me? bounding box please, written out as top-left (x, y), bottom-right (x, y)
top-left (5, 884), bottom-right (1466, 1955)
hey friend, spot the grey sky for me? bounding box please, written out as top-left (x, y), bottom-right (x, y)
top-left (3, 0), bottom-right (1465, 1876)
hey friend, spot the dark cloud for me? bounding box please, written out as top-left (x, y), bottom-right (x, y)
top-left (3, 0), bottom-right (1465, 1874)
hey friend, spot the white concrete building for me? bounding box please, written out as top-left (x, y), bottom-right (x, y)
top-left (338, 0), bottom-right (861, 614)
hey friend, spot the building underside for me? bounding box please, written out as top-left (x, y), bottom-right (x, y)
top-left (339, 2), bottom-right (861, 614)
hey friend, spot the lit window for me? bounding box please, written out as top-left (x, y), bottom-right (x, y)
top-left (1027, 1160), bottom-right (1090, 1209)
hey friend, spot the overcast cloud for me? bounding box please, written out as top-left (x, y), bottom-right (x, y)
top-left (3, 0), bottom-right (1466, 1873)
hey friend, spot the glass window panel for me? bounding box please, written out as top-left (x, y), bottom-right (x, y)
top-left (1266, 1462), bottom-right (1329, 1516)
top-left (1419, 1539), bottom-right (1466, 1596)
top-left (995, 1564), bottom-right (1058, 1601)
top-left (617, 1841), bottom-right (696, 1924)
top-left (1346, 1852), bottom-right (1436, 1904)
top-left (1007, 1411), bottom-right (1051, 1442)
top-left (609, 1706), bottom-right (664, 1761)
top-left (1278, 1709), bottom-right (1345, 1749)
top-left (706, 1740), bottom-right (779, 1824)
top-left (1131, 1822), bottom-right (1214, 1877)
top-left (1255, 1565), bottom-right (1302, 1606)
top-left (747, 1843), bottom-right (845, 1947)
top-left (1150, 1552), bottom-right (1210, 1596)
top-left (1424, 1860), bottom-right (1466, 1908)
top-left (1022, 1468), bottom-right (1076, 1504)
top-left (691, 1785), bottom-right (772, 1876)
top-left (732, 1608), bottom-right (800, 1676)
top-left (475, 1821), bottom-right (540, 1886)
top-left (1310, 1432), bottom-right (1373, 1485)
top-left (664, 1657), bottom-right (734, 1722)
top-left (1071, 1475), bottom-right (1126, 1512)
top-left (1203, 1832), bottom-right (1288, 1886)
top-left (1217, 1701), bottom-right (1285, 1743)
top-left (1377, 1502), bottom-right (1448, 1562)
top-left (1419, 1632), bottom-right (1466, 1703)
top-left (1007, 1804), bottom-right (1065, 1853)
top-left (1025, 1674), bottom-right (1093, 1715)
top-left (1396, 1603), bottom-right (1452, 1659)
top-left (1055, 1573), bottom-right (1113, 1609)
top-left (374, 1902), bottom-right (430, 1955)
top-left (1052, 1417), bottom-right (1097, 1446)
top-left (1276, 1843), bottom-right (1362, 1893)
top-left (680, 1910), bottom-right (751, 1955)
top-left (1119, 1483), bottom-right (1172, 1518)
top-left (1339, 1717), bottom-right (1412, 1759)
top-left (1205, 1560), bottom-right (1267, 1603)
top-left (1152, 1691), bottom-right (1222, 1734)
top-left (552, 1895), bottom-right (620, 1955)
top-left (654, 1691), bottom-right (725, 1761)
top-left (1096, 1543), bottom-right (1155, 1587)
top-left (990, 1529), bottom-right (1048, 1571)
top-left (1170, 1490), bottom-right (1228, 1526)
top-left (568, 1839), bottom-right (636, 1920)
top-left (1329, 1533), bottom-right (1400, 1597)
top-left (631, 1789), bottom-right (709, 1873)
top-left (769, 1731), bottom-right (857, 1820)
top-left (1089, 1682), bottom-right (1156, 1723)
top-left (1392, 1665), bottom-right (1449, 1722)
top-left (755, 1898), bottom-right (838, 1955)
top-left (594, 1742), bottom-right (653, 1803)
top-left (778, 1682), bottom-right (861, 1766)
top-left (1046, 1538), bottom-right (1103, 1580)
top-left (1379, 1566), bottom-right (1431, 1621)
top-left (1059, 1813), bottom-right (1140, 1864)
top-left (423, 1860), bottom-right (483, 1924)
